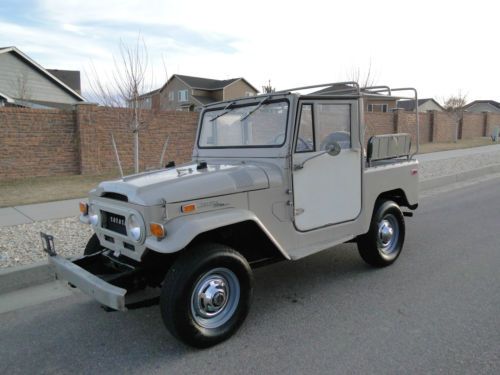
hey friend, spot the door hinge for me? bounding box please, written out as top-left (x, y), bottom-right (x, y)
top-left (294, 208), bottom-right (304, 216)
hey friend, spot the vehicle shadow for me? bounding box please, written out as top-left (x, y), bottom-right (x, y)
top-left (0, 243), bottom-right (378, 373)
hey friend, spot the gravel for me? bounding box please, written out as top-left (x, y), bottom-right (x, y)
top-left (0, 216), bottom-right (93, 269)
top-left (418, 145), bottom-right (500, 181)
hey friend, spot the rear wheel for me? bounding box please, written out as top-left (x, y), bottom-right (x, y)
top-left (357, 200), bottom-right (405, 267)
top-left (160, 242), bottom-right (253, 348)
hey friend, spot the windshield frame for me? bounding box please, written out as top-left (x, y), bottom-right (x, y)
top-left (197, 98), bottom-right (290, 149)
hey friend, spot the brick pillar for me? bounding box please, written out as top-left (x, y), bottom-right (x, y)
top-left (483, 112), bottom-right (489, 137)
top-left (76, 103), bottom-right (99, 175)
top-left (430, 110), bottom-right (437, 142)
top-left (393, 108), bottom-right (403, 133)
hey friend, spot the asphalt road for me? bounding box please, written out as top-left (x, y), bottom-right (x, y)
top-left (1, 178), bottom-right (499, 375)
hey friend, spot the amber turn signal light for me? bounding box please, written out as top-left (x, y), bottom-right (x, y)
top-left (181, 203), bottom-right (196, 213)
top-left (79, 202), bottom-right (88, 215)
top-left (150, 223), bottom-right (166, 240)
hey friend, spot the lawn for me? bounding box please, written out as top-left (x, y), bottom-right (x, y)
top-left (1, 137), bottom-right (497, 207)
top-left (0, 172), bottom-right (123, 208)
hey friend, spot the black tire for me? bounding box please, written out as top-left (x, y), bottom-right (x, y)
top-left (357, 200), bottom-right (405, 267)
top-left (160, 242), bottom-right (253, 348)
top-left (84, 234), bottom-right (103, 256)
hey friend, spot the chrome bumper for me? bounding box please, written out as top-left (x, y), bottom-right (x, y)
top-left (48, 254), bottom-right (127, 311)
top-left (41, 232), bottom-right (127, 311)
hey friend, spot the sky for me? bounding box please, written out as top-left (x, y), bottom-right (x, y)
top-left (1, 0), bottom-right (499, 102)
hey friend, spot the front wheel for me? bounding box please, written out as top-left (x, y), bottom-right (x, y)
top-left (160, 243), bottom-right (253, 348)
top-left (357, 200), bottom-right (405, 267)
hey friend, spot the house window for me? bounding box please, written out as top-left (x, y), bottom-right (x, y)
top-left (178, 90), bottom-right (188, 102)
top-left (367, 104), bottom-right (388, 113)
top-left (168, 91), bottom-right (174, 101)
top-left (245, 91), bottom-right (254, 97)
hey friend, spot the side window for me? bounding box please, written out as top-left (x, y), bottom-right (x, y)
top-left (316, 104), bottom-right (351, 150)
top-left (295, 104), bottom-right (314, 152)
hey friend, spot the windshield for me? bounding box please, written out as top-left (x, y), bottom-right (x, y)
top-left (198, 100), bottom-right (289, 148)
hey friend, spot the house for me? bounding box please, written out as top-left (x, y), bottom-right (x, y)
top-left (141, 74), bottom-right (259, 112)
top-left (397, 98), bottom-right (444, 112)
top-left (463, 100), bottom-right (500, 113)
top-left (0, 46), bottom-right (85, 109)
top-left (312, 84), bottom-right (399, 112)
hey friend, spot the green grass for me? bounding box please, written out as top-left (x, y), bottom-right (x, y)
top-left (0, 172), bottom-right (123, 208)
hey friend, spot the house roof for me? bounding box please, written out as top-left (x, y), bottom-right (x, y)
top-left (161, 74), bottom-right (259, 93)
top-left (0, 46), bottom-right (85, 102)
top-left (137, 88), bottom-right (160, 100)
top-left (192, 95), bottom-right (217, 105)
top-left (464, 100), bottom-right (500, 110)
top-left (397, 98), bottom-right (444, 111)
top-left (47, 69), bottom-right (81, 94)
top-left (0, 91), bottom-right (14, 103)
top-left (312, 84), bottom-right (401, 100)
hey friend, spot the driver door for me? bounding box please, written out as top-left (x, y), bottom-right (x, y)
top-left (292, 100), bottom-right (362, 231)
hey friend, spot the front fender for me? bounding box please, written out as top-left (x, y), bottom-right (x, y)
top-left (144, 208), bottom-right (290, 259)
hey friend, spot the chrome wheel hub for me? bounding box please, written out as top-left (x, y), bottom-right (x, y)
top-left (191, 268), bottom-right (240, 329)
top-left (197, 279), bottom-right (228, 317)
top-left (377, 214), bottom-right (399, 255)
top-left (378, 220), bottom-right (394, 246)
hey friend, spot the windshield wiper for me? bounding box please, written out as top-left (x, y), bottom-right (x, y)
top-left (209, 101), bottom-right (236, 122)
top-left (240, 95), bottom-right (272, 121)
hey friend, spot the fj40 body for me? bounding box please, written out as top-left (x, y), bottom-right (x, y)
top-left (42, 82), bottom-right (420, 348)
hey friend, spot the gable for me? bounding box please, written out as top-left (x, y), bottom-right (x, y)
top-left (466, 102), bottom-right (500, 113)
top-left (0, 51), bottom-right (83, 104)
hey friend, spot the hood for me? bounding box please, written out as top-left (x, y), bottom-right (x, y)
top-left (95, 163), bottom-right (269, 205)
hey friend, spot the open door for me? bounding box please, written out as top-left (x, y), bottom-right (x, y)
top-left (292, 100), bottom-right (362, 231)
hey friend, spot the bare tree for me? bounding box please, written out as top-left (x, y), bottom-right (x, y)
top-left (442, 91), bottom-right (467, 112)
top-left (262, 79), bottom-right (275, 93)
top-left (441, 91), bottom-right (468, 142)
top-left (347, 61), bottom-right (376, 89)
top-left (9, 67), bottom-right (32, 101)
top-left (87, 35), bottom-right (155, 173)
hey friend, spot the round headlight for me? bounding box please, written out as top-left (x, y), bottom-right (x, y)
top-left (88, 205), bottom-right (99, 226)
top-left (128, 214), bottom-right (142, 241)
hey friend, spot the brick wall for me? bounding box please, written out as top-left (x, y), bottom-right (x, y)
top-left (0, 105), bottom-right (494, 180)
top-left (486, 113), bottom-right (500, 136)
top-left (0, 107), bottom-right (78, 179)
top-left (462, 113), bottom-right (484, 139)
top-left (364, 113), bottom-right (394, 142)
top-left (77, 105), bottom-right (198, 174)
top-left (432, 112), bottom-right (457, 142)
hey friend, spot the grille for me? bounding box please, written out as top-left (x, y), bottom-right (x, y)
top-left (102, 212), bottom-right (127, 235)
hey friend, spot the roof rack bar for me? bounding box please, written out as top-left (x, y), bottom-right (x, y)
top-left (363, 85), bottom-right (392, 95)
top-left (389, 87), bottom-right (419, 158)
top-left (276, 81), bottom-right (360, 95)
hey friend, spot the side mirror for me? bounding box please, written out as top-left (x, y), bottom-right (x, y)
top-left (293, 141), bottom-right (342, 171)
top-left (325, 141), bottom-right (341, 157)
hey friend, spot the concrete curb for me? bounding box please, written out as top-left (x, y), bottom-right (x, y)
top-left (2, 163), bottom-right (500, 296)
top-left (0, 261), bottom-right (54, 295)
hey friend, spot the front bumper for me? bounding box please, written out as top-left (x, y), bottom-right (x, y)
top-left (49, 254), bottom-right (127, 311)
top-left (42, 232), bottom-right (128, 311)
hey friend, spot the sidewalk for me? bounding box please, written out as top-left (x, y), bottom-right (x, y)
top-left (0, 143), bottom-right (499, 228)
top-left (0, 198), bottom-right (85, 227)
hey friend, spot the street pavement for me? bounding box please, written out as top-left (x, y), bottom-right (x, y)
top-left (0, 176), bottom-right (499, 374)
